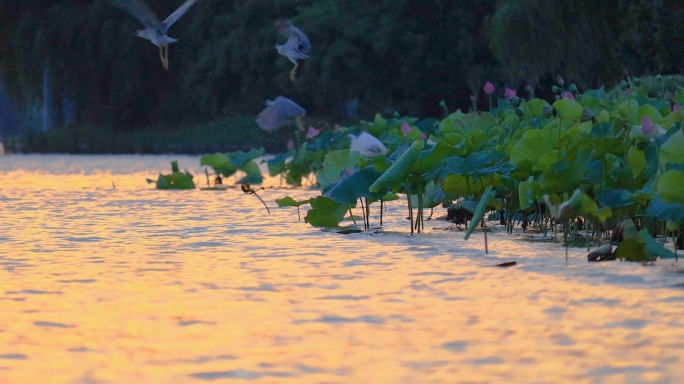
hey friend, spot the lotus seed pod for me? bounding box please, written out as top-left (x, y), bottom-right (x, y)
top-left (568, 84), bottom-right (578, 93)
top-left (552, 85), bottom-right (560, 94)
top-left (542, 105), bottom-right (554, 118)
top-left (632, 77), bottom-right (641, 86)
top-left (515, 108), bottom-right (524, 117)
top-left (656, 74), bottom-right (663, 82)
top-left (556, 75), bottom-right (564, 85)
top-left (509, 96), bottom-right (521, 107)
top-left (581, 108), bottom-right (594, 123)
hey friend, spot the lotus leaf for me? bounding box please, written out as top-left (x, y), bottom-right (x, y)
top-left (660, 130), bottom-right (684, 166)
top-left (464, 185), bottom-right (493, 240)
top-left (275, 197), bottom-right (309, 207)
top-left (369, 140), bottom-right (424, 193)
top-left (614, 238), bottom-right (650, 262)
top-left (657, 170), bottom-right (684, 205)
top-left (323, 166), bottom-right (385, 205)
top-left (553, 99), bottom-right (583, 121)
top-left (304, 196), bottom-right (348, 227)
top-left (317, 150), bottom-right (362, 190)
top-left (637, 229), bottom-right (677, 259)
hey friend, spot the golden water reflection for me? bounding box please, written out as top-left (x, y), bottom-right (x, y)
top-left (1, 155), bottom-right (684, 383)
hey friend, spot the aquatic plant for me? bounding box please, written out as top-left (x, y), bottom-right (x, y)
top-left (146, 161), bottom-right (195, 189)
top-left (269, 77), bottom-right (684, 260)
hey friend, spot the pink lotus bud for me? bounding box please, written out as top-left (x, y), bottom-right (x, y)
top-left (286, 139), bottom-right (295, 150)
top-left (305, 126), bottom-right (320, 139)
top-left (556, 75), bottom-right (564, 85)
top-left (334, 124), bottom-right (341, 131)
top-left (420, 133), bottom-right (428, 141)
top-left (504, 88), bottom-right (516, 100)
top-left (564, 91), bottom-right (575, 100)
top-left (401, 121), bottom-right (412, 134)
top-left (483, 82), bottom-right (494, 95)
top-left (641, 116), bottom-right (656, 139)
top-left (673, 104), bottom-right (681, 114)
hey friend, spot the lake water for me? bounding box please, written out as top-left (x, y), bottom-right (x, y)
top-left (1, 154), bottom-right (684, 383)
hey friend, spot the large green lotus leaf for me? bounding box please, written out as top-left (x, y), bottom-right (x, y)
top-left (596, 189), bottom-right (634, 209)
top-left (442, 149), bottom-right (511, 178)
top-left (553, 98), bottom-right (583, 121)
top-left (660, 130), bottom-right (684, 166)
top-left (525, 99), bottom-right (550, 118)
top-left (317, 150), bottom-right (362, 190)
top-left (360, 155), bottom-right (393, 173)
top-left (275, 196), bottom-right (309, 207)
top-left (201, 153), bottom-right (238, 177)
top-left (657, 170), bottom-right (684, 205)
top-left (455, 112), bottom-right (497, 135)
top-left (369, 140), bottom-right (424, 193)
top-left (618, 99), bottom-right (639, 124)
top-left (638, 104), bottom-right (663, 123)
top-left (442, 173), bottom-right (502, 196)
top-left (412, 134), bottom-right (464, 175)
top-left (647, 198), bottom-right (684, 227)
top-left (579, 94), bottom-right (601, 111)
top-left (509, 129), bottom-right (559, 166)
top-left (533, 150), bottom-right (562, 172)
top-left (304, 196), bottom-right (348, 227)
top-left (464, 185), bottom-right (493, 240)
top-left (627, 146), bottom-right (647, 178)
top-left (156, 172), bottom-right (195, 190)
top-left (637, 229), bottom-right (677, 259)
top-left (438, 111), bottom-right (466, 133)
top-left (615, 238), bottom-right (650, 262)
top-left (238, 161), bottom-right (263, 184)
top-left (323, 166), bottom-right (385, 205)
top-left (230, 148), bottom-right (266, 167)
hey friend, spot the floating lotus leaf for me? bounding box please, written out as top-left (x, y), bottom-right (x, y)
top-left (304, 196), bottom-right (348, 227)
top-left (275, 196), bottom-right (309, 207)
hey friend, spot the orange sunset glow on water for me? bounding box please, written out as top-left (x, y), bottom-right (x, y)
top-left (1, 155), bottom-right (684, 383)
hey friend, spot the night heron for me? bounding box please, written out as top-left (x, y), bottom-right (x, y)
top-left (256, 96), bottom-right (306, 132)
top-left (348, 132), bottom-right (388, 157)
top-left (109, 0), bottom-right (198, 70)
top-left (274, 19), bottom-right (311, 82)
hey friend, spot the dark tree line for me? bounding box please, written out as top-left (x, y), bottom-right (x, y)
top-left (1, 0), bottom-right (683, 135)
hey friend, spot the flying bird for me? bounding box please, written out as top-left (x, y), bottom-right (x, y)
top-left (109, 0), bottom-right (198, 70)
top-left (274, 19), bottom-right (311, 82)
top-left (256, 96), bottom-right (306, 132)
top-left (348, 132), bottom-right (388, 157)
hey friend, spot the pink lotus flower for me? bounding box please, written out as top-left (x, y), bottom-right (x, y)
top-left (334, 124), bottom-right (341, 131)
top-left (401, 121), bottom-right (413, 134)
top-left (504, 88), bottom-right (516, 100)
top-left (556, 75), bottom-right (564, 85)
top-left (483, 82), bottom-right (494, 95)
top-left (286, 139), bottom-right (295, 150)
top-left (564, 91), bottom-right (575, 100)
top-left (306, 126), bottom-right (320, 139)
top-left (673, 104), bottom-right (681, 114)
top-left (420, 133), bottom-right (428, 141)
top-left (641, 116), bottom-right (656, 139)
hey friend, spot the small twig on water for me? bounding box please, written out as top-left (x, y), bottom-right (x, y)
top-left (241, 182), bottom-right (270, 215)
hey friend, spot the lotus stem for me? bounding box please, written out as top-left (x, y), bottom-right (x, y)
top-left (365, 197), bottom-right (370, 230)
top-left (483, 218), bottom-right (489, 254)
top-left (297, 206), bottom-right (301, 222)
top-left (380, 200), bottom-right (384, 226)
top-left (348, 206), bottom-right (357, 225)
top-left (253, 192), bottom-right (271, 215)
top-left (407, 179), bottom-right (414, 235)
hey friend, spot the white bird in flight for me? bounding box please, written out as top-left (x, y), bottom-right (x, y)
top-left (348, 132), bottom-right (388, 158)
top-left (274, 19), bottom-right (311, 82)
top-left (109, 0), bottom-right (199, 70)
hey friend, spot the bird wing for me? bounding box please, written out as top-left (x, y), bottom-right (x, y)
top-left (285, 25), bottom-right (311, 53)
top-left (256, 96), bottom-right (305, 131)
top-left (162, 0), bottom-right (198, 30)
top-left (109, 0), bottom-right (162, 29)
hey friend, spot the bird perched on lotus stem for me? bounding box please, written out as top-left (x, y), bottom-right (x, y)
top-left (274, 19), bottom-right (311, 82)
top-left (109, 0), bottom-right (198, 70)
top-left (256, 96), bottom-right (306, 132)
top-left (348, 132), bottom-right (388, 158)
